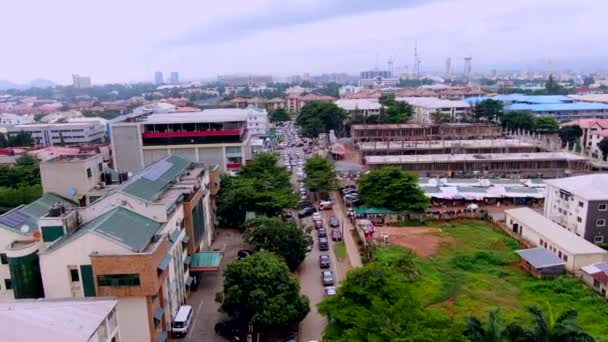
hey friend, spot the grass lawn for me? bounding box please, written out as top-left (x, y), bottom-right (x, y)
top-left (334, 241), bottom-right (347, 261)
top-left (374, 220), bottom-right (608, 340)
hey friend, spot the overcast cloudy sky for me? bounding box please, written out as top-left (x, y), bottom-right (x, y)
top-left (1, 0), bottom-right (606, 84)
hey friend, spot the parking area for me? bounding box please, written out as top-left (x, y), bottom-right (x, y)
top-left (171, 228), bottom-right (248, 342)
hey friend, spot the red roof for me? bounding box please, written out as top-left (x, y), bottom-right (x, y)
top-left (562, 119), bottom-right (608, 130)
top-left (592, 272), bottom-right (608, 285)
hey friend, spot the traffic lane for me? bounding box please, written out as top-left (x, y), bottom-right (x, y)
top-left (320, 209), bottom-right (343, 282)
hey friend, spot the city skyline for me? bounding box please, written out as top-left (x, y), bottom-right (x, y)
top-left (1, 0), bottom-right (607, 84)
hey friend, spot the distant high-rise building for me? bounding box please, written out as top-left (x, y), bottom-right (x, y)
top-left (445, 57), bottom-right (452, 78)
top-left (360, 70), bottom-right (391, 80)
top-left (72, 74), bottom-right (91, 89)
top-left (154, 71), bottom-right (163, 85)
top-left (218, 74), bottom-right (273, 86)
top-left (170, 72), bottom-right (179, 84)
top-left (464, 57), bottom-right (472, 81)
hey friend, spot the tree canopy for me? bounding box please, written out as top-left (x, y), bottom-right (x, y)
top-left (378, 94), bottom-right (413, 123)
top-left (473, 99), bottom-right (504, 123)
top-left (357, 167), bottom-right (428, 212)
top-left (243, 217), bottom-right (309, 271)
top-left (318, 258), bottom-right (465, 342)
top-left (0, 155), bottom-right (42, 208)
top-left (216, 152), bottom-right (297, 227)
top-left (558, 125), bottom-right (583, 148)
top-left (303, 155), bottom-right (338, 194)
top-left (270, 108), bottom-right (290, 122)
top-left (545, 74), bottom-right (568, 95)
top-left (216, 251), bottom-right (309, 329)
top-left (598, 137), bottom-right (608, 161)
top-left (532, 116), bottom-right (559, 133)
top-left (501, 112), bottom-right (559, 133)
top-left (296, 101), bottom-right (346, 138)
top-left (431, 111), bottom-right (452, 124)
top-left (0, 131), bottom-right (34, 147)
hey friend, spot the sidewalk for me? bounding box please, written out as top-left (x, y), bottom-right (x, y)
top-left (332, 193), bottom-right (363, 268)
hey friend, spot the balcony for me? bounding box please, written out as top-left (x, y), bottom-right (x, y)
top-left (142, 123), bottom-right (246, 146)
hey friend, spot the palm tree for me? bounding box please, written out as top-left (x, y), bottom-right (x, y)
top-left (525, 305), bottom-right (595, 342)
top-left (464, 309), bottom-right (513, 342)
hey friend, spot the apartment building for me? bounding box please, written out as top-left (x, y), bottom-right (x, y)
top-left (0, 155), bottom-right (218, 342)
top-left (9, 118), bottom-right (107, 147)
top-left (0, 298), bottom-right (119, 342)
top-left (285, 93), bottom-right (335, 114)
top-left (396, 97), bottom-right (471, 124)
top-left (243, 106), bottom-right (269, 137)
top-left (0, 113), bottom-right (34, 128)
top-left (72, 74), bottom-right (92, 89)
top-left (544, 174), bottom-right (608, 244)
top-left (111, 110), bottom-right (252, 173)
top-left (561, 119), bottom-right (608, 158)
top-left (334, 98), bottom-right (383, 117)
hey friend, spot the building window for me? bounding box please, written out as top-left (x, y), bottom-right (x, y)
top-left (599, 204), bottom-right (607, 211)
top-left (539, 239), bottom-right (544, 245)
top-left (0, 253), bottom-right (7, 264)
top-left (70, 268), bottom-right (80, 282)
top-left (558, 251), bottom-right (562, 258)
top-left (97, 274), bottom-right (141, 287)
top-left (563, 255), bottom-right (568, 262)
top-left (594, 235), bottom-right (604, 243)
top-left (86, 167), bottom-right (92, 178)
top-left (98, 163), bottom-right (103, 172)
top-left (4, 279), bottom-right (12, 290)
top-left (597, 219), bottom-right (606, 227)
top-left (579, 201), bottom-right (584, 208)
top-left (577, 217), bottom-right (582, 223)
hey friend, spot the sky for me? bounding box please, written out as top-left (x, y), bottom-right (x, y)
top-left (1, 0), bottom-right (606, 84)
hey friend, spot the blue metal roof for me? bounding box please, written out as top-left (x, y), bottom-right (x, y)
top-left (506, 102), bottom-right (608, 112)
top-left (516, 248), bottom-right (566, 269)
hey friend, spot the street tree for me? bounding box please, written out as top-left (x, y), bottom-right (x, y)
top-left (270, 108), bottom-right (289, 122)
top-left (296, 101), bottom-right (346, 138)
top-left (357, 167), bottom-right (428, 212)
top-left (378, 94), bottom-right (413, 123)
top-left (598, 137), bottom-right (608, 160)
top-left (243, 217), bottom-right (309, 270)
top-left (545, 74), bottom-right (565, 95)
top-left (216, 153), bottom-right (297, 227)
top-left (318, 263), bottom-right (466, 342)
top-left (533, 116), bottom-right (559, 133)
top-left (501, 111), bottom-right (535, 131)
top-left (216, 251), bottom-right (309, 329)
top-left (431, 110), bottom-right (452, 124)
top-left (473, 99), bottom-right (504, 123)
top-left (558, 125), bottom-right (583, 148)
top-left (303, 155), bottom-right (338, 194)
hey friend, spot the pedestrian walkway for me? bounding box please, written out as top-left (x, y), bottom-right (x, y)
top-left (332, 194), bottom-right (363, 268)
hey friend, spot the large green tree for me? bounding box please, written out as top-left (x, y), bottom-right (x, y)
top-left (357, 167), bottom-right (428, 212)
top-left (296, 101), bottom-right (346, 138)
top-left (545, 74), bottom-right (567, 95)
top-left (378, 94), bottom-right (413, 123)
top-left (431, 111), bottom-right (452, 124)
top-left (318, 263), bottom-right (466, 342)
top-left (473, 99), bottom-right (504, 123)
top-left (243, 217), bottom-right (309, 271)
top-left (270, 108), bottom-right (289, 122)
top-left (303, 155), bottom-right (338, 194)
top-left (216, 152), bottom-right (297, 227)
top-left (558, 125), bottom-right (583, 148)
top-left (501, 111), bottom-right (535, 131)
top-left (597, 137), bottom-right (608, 161)
top-left (533, 116), bottom-right (559, 133)
top-left (216, 251), bottom-right (309, 329)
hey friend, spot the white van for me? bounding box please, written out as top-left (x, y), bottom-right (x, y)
top-left (171, 305), bottom-right (193, 338)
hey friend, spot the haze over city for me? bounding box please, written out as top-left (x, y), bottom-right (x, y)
top-left (1, 0), bottom-right (607, 84)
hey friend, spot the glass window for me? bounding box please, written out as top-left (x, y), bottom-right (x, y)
top-left (594, 235), bottom-right (604, 243)
top-left (577, 217), bottom-right (582, 223)
top-left (0, 253), bottom-right (7, 264)
top-left (98, 163), bottom-right (103, 172)
top-left (70, 268), bottom-right (80, 282)
top-left (599, 204), bottom-right (607, 211)
top-left (4, 279), bottom-right (12, 290)
top-left (579, 201), bottom-right (584, 208)
top-left (86, 167), bottom-right (92, 178)
top-left (97, 274), bottom-right (141, 287)
top-left (597, 219), bottom-right (606, 227)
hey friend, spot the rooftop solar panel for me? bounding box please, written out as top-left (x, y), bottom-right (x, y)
top-left (0, 210), bottom-right (30, 228)
top-left (142, 160), bottom-right (173, 181)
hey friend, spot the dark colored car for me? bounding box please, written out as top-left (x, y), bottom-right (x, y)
top-left (298, 207), bottom-right (315, 218)
top-left (318, 228), bottom-right (327, 238)
top-left (329, 216), bottom-right (339, 228)
top-left (318, 237), bottom-right (329, 251)
top-left (297, 200), bottom-right (313, 209)
top-left (215, 320), bottom-right (245, 341)
top-left (341, 188), bottom-right (358, 196)
top-left (237, 249), bottom-right (254, 260)
top-left (319, 255), bottom-right (331, 268)
top-left (331, 228), bottom-right (342, 241)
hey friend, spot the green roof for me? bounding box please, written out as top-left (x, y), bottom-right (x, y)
top-left (489, 179), bottom-right (522, 185)
top-left (121, 155), bottom-right (191, 201)
top-left (0, 193), bottom-right (75, 235)
top-left (505, 187), bottom-right (542, 194)
top-left (190, 252), bottom-right (222, 269)
top-left (353, 206), bottom-right (404, 215)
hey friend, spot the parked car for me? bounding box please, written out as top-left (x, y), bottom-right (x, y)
top-left (319, 201), bottom-right (332, 210)
top-left (312, 212), bottom-right (321, 221)
top-left (318, 228), bottom-right (327, 238)
top-left (318, 237), bottom-right (329, 251)
top-left (297, 200), bottom-right (312, 209)
top-left (319, 255), bottom-right (331, 268)
top-left (314, 220), bottom-right (323, 229)
top-left (298, 207), bottom-right (315, 218)
top-left (329, 216), bottom-right (339, 228)
top-left (331, 228), bottom-right (342, 241)
top-left (324, 286), bottom-right (337, 297)
top-left (237, 249), bottom-right (254, 260)
top-left (321, 270), bottom-right (334, 286)
top-left (343, 194), bottom-right (359, 201)
top-left (340, 185), bottom-right (356, 191)
top-left (341, 188), bottom-right (358, 196)
top-left (214, 320), bottom-right (245, 341)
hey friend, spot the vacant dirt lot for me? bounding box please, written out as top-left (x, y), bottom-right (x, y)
top-left (375, 226), bottom-right (453, 257)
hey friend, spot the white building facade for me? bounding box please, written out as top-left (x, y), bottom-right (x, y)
top-left (10, 118), bottom-right (107, 147)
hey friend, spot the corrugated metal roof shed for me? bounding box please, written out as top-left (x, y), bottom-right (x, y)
top-left (516, 248), bottom-right (566, 268)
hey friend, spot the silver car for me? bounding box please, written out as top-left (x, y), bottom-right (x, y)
top-left (321, 271), bottom-right (334, 286)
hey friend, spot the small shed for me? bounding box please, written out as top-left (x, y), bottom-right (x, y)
top-left (580, 262), bottom-right (608, 298)
top-left (516, 248), bottom-right (566, 279)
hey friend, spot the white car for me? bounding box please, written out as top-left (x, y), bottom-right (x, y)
top-left (324, 286), bottom-right (337, 297)
top-left (312, 212), bottom-right (321, 221)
